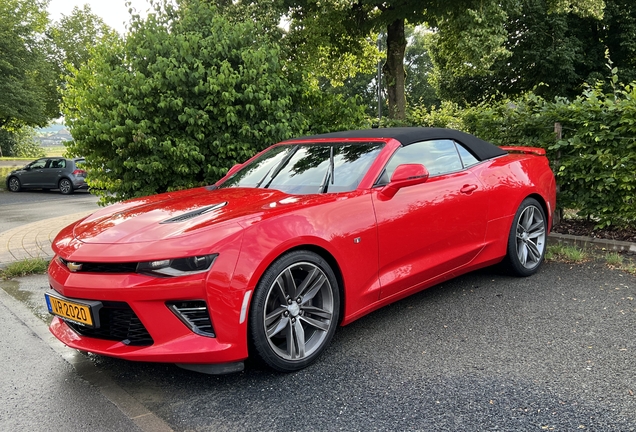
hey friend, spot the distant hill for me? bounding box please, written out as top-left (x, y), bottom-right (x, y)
top-left (38, 124), bottom-right (66, 134)
top-left (35, 125), bottom-right (73, 146)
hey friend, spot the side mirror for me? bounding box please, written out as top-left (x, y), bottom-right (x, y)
top-left (380, 164), bottom-right (429, 199)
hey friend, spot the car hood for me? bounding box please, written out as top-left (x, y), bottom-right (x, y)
top-left (72, 187), bottom-right (307, 244)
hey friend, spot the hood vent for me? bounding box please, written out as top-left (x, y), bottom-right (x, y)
top-left (160, 202), bottom-right (228, 224)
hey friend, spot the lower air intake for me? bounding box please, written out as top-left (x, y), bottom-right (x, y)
top-left (167, 301), bottom-right (215, 337)
top-left (67, 301), bottom-right (153, 346)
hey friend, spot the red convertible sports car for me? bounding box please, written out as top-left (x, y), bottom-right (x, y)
top-left (45, 128), bottom-right (556, 373)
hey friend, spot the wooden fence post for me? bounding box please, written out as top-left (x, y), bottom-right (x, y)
top-left (553, 122), bottom-right (562, 227)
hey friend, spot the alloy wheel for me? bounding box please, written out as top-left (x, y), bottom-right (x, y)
top-left (262, 261), bottom-right (335, 361)
top-left (515, 204), bottom-right (546, 269)
top-left (59, 179), bottom-right (72, 194)
top-left (8, 177), bottom-right (20, 192)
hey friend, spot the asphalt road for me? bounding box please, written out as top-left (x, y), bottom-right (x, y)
top-left (0, 288), bottom-right (143, 431)
top-left (1, 191), bottom-right (635, 430)
top-left (11, 260), bottom-right (633, 431)
top-left (0, 189), bottom-right (100, 233)
top-left (91, 261), bottom-right (636, 431)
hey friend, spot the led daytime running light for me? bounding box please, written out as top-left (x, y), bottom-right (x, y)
top-left (136, 254), bottom-right (217, 277)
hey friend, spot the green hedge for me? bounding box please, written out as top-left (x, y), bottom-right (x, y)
top-left (409, 81), bottom-right (636, 228)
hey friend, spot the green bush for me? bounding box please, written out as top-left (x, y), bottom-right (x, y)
top-left (409, 78), bottom-right (636, 228)
top-left (0, 127), bottom-right (45, 158)
top-left (62, 0), bottom-right (366, 204)
top-left (550, 82), bottom-right (636, 227)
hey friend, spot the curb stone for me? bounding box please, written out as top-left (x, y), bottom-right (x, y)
top-left (548, 232), bottom-right (636, 254)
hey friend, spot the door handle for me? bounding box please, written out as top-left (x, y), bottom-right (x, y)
top-left (460, 184), bottom-right (478, 194)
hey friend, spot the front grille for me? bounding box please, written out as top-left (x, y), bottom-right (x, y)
top-left (59, 257), bottom-right (137, 273)
top-left (167, 301), bottom-right (215, 337)
top-left (67, 301), bottom-right (153, 346)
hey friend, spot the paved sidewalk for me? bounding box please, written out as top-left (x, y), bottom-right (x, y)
top-left (0, 211), bottom-right (93, 268)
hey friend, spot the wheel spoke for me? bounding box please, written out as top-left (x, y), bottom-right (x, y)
top-left (292, 320), bottom-right (306, 358)
top-left (522, 207), bottom-right (534, 230)
top-left (300, 315), bottom-right (330, 332)
top-left (272, 278), bottom-right (287, 302)
top-left (517, 242), bottom-right (528, 266)
top-left (526, 240), bottom-right (541, 262)
top-left (295, 268), bottom-right (318, 298)
top-left (299, 273), bottom-right (326, 304)
top-left (301, 305), bottom-right (332, 320)
top-left (264, 306), bottom-right (287, 327)
top-left (280, 268), bottom-right (297, 299)
top-left (266, 315), bottom-right (289, 338)
top-left (528, 222), bottom-right (545, 238)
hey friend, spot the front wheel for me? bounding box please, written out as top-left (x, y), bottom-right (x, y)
top-left (503, 197), bottom-right (547, 276)
top-left (8, 177), bottom-right (21, 192)
top-left (59, 178), bottom-right (73, 195)
top-left (249, 250), bottom-right (340, 372)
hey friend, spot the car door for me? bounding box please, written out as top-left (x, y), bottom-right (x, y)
top-left (19, 158), bottom-right (49, 187)
top-left (46, 158), bottom-right (66, 188)
top-left (372, 139), bottom-right (490, 300)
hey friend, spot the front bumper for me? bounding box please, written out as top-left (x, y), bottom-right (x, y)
top-left (47, 256), bottom-right (249, 365)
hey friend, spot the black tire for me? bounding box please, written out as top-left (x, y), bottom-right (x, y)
top-left (249, 250), bottom-right (340, 372)
top-left (59, 178), bottom-right (73, 195)
top-left (8, 177), bottom-right (21, 192)
top-left (503, 197), bottom-right (547, 277)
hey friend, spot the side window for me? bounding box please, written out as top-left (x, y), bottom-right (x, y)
top-left (31, 159), bottom-right (48, 169)
top-left (380, 139), bottom-right (464, 183)
top-left (50, 159), bottom-right (66, 169)
top-left (456, 144), bottom-right (479, 168)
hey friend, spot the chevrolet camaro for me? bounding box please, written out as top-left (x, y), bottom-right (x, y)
top-left (45, 127), bottom-right (556, 373)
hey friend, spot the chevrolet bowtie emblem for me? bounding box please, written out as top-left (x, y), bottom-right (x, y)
top-left (66, 262), bottom-right (83, 272)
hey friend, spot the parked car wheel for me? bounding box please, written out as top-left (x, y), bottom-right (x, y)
top-left (249, 250), bottom-right (340, 372)
top-left (58, 178), bottom-right (73, 195)
top-left (504, 197), bottom-right (547, 276)
top-left (8, 176), bottom-right (21, 192)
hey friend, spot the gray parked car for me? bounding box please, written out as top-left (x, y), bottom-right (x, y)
top-left (5, 157), bottom-right (88, 195)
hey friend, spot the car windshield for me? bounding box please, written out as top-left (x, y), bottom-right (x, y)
top-left (218, 142), bottom-right (385, 194)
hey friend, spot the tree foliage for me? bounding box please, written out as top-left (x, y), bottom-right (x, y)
top-left (0, 0), bottom-right (115, 156)
top-left (48, 5), bottom-right (116, 75)
top-left (0, 0), bottom-right (57, 130)
top-left (63, 0), bottom-right (366, 204)
top-left (429, 0), bottom-right (636, 105)
top-left (404, 27), bottom-right (438, 108)
top-left (0, 127), bottom-right (44, 158)
top-left (271, 0), bottom-right (604, 119)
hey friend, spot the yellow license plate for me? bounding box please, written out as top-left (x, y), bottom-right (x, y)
top-left (46, 294), bottom-right (94, 327)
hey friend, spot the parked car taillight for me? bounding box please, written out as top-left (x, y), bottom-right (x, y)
top-left (72, 169), bottom-right (86, 176)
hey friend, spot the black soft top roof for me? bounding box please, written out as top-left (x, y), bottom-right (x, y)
top-left (289, 127), bottom-right (507, 161)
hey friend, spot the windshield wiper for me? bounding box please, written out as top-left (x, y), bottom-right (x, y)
top-left (320, 146), bottom-right (335, 193)
top-left (263, 146), bottom-right (299, 189)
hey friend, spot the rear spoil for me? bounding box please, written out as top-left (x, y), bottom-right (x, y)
top-left (500, 146), bottom-right (546, 156)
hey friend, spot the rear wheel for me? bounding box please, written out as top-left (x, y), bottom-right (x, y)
top-left (8, 177), bottom-right (21, 192)
top-left (59, 178), bottom-right (73, 195)
top-left (503, 197), bottom-right (547, 276)
top-left (249, 250), bottom-right (340, 372)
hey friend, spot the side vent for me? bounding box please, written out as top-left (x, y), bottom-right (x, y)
top-left (167, 301), bottom-right (215, 337)
top-left (161, 202), bottom-right (227, 224)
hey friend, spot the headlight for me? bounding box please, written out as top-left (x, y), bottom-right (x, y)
top-left (136, 254), bottom-right (217, 277)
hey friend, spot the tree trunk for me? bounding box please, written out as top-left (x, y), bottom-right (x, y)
top-left (382, 19), bottom-right (407, 120)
